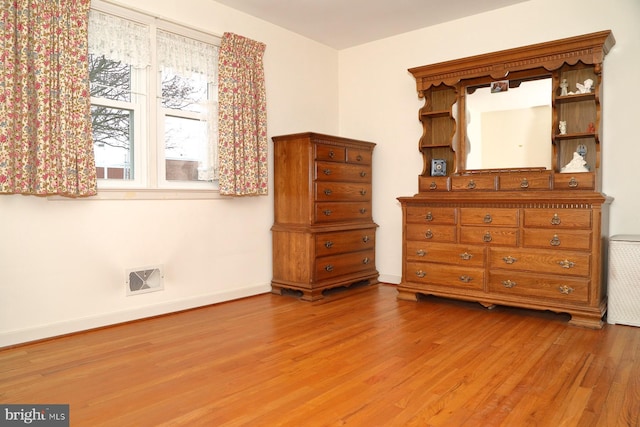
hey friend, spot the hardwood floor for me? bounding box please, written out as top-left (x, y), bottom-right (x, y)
top-left (1, 284), bottom-right (639, 426)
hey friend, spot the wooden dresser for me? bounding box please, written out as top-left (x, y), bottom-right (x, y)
top-left (271, 132), bottom-right (379, 301)
top-left (399, 31), bottom-right (615, 328)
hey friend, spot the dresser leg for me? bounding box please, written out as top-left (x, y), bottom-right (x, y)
top-left (479, 302), bottom-right (497, 310)
top-left (396, 290), bottom-right (419, 301)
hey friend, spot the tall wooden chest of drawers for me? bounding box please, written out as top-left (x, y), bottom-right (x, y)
top-left (271, 132), bottom-right (379, 301)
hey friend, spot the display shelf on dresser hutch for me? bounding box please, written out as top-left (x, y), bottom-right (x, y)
top-left (271, 132), bottom-right (379, 301)
top-left (398, 31), bottom-right (615, 328)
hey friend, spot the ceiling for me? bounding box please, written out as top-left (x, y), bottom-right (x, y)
top-left (213, 0), bottom-right (529, 49)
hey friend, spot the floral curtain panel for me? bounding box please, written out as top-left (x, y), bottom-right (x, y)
top-left (0, 0), bottom-right (96, 197)
top-left (217, 32), bottom-right (267, 196)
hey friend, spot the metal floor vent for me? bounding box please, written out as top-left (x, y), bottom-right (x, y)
top-left (126, 266), bottom-right (164, 295)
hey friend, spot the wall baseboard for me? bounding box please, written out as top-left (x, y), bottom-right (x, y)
top-left (0, 284), bottom-right (271, 348)
top-left (379, 274), bottom-right (401, 285)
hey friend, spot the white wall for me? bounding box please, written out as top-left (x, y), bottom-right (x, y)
top-left (339, 0), bottom-right (640, 284)
top-left (0, 0), bottom-right (339, 347)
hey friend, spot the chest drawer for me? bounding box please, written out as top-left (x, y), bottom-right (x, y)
top-left (554, 173), bottom-right (595, 190)
top-left (498, 172), bottom-right (551, 190)
top-left (419, 176), bottom-right (450, 192)
top-left (315, 144), bottom-right (345, 162)
top-left (451, 175), bottom-right (496, 191)
top-left (460, 227), bottom-right (518, 246)
top-left (522, 229), bottom-right (591, 251)
top-left (315, 249), bottom-right (375, 280)
top-left (489, 248), bottom-right (591, 277)
top-left (315, 228), bottom-right (375, 257)
top-left (315, 182), bottom-right (371, 202)
top-left (406, 224), bottom-right (456, 243)
top-left (346, 148), bottom-right (372, 165)
top-left (460, 208), bottom-right (519, 226)
top-left (523, 209), bottom-right (592, 229)
top-left (488, 272), bottom-right (589, 303)
top-left (405, 206), bottom-right (456, 224)
top-left (316, 161), bottom-right (371, 183)
top-left (406, 242), bottom-right (485, 267)
top-left (406, 262), bottom-right (484, 290)
top-left (316, 202), bottom-right (371, 223)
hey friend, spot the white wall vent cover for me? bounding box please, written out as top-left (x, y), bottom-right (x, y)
top-left (126, 265), bottom-right (164, 295)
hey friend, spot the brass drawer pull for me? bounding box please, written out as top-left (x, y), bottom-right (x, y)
top-left (416, 270), bottom-right (426, 278)
top-left (323, 169), bottom-right (332, 175)
top-left (325, 264), bottom-right (334, 272)
top-left (360, 189), bottom-right (367, 196)
top-left (551, 213), bottom-right (561, 225)
top-left (425, 212), bottom-right (433, 221)
top-left (502, 280), bottom-right (517, 288)
top-left (359, 208), bottom-right (367, 214)
top-left (323, 209), bottom-right (332, 216)
top-left (520, 178), bottom-right (529, 188)
top-left (558, 285), bottom-right (574, 294)
top-left (460, 252), bottom-right (473, 260)
top-left (503, 256), bottom-right (517, 264)
top-left (550, 234), bottom-right (561, 246)
top-left (467, 180), bottom-right (476, 189)
top-left (362, 235), bottom-right (370, 243)
top-left (568, 177), bottom-right (578, 188)
top-left (417, 249), bottom-right (426, 257)
top-left (360, 171), bottom-right (367, 177)
top-left (483, 232), bottom-right (492, 243)
top-left (356, 155), bottom-right (363, 162)
top-left (483, 214), bottom-right (492, 223)
top-left (429, 181), bottom-right (437, 190)
top-left (362, 257), bottom-right (370, 265)
top-left (558, 259), bottom-right (575, 269)
top-left (328, 150), bottom-right (335, 159)
top-left (324, 241), bottom-right (334, 249)
top-left (459, 275), bottom-right (472, 283)
top-left (425, 230), bottom-right (433, 239)
top-left (324, 188), bottom-right (332, 196)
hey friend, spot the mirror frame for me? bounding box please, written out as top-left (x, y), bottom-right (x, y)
top-left (409, 31), bottom-right (614, 175)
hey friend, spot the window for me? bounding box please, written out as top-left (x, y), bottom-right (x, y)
top-left (88, 2), bottom-right (219, 191)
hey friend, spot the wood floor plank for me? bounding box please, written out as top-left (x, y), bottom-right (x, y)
top-left (1, 284), bottom-right (639, 426)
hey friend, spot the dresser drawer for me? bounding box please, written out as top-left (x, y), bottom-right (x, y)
top-left (406, 262), bottom-right (484, 290)
top-left (406, 242), bottom-right (484, 267)
top-left (460, 227), bottom-right (518, 246)
top-left (522, 229), bottom-right (591, 251)
top-left (316, 249), bottom-right (375, 281)
top-left (451, 175), bottom-right (496, 191)
top-left (405, 206), bottom-right (456, 224)
top-left (315, 144), bottom-right (345, 162)
top-left (346, 148), bottom-right (372, 165)
top-left (316, 161), bottom-right (371, 183)
top-left (460, 208), bottom-right (519, 226)
top-left (488, 272), bottom-right (589, 303)
top-left (523, 209), bottom-right (592, 229)
top-left (498, 171), bottom-right (551, 190)
top-left (418, 176), bottom-right (450, 192)
top-left (315, 228), bottom-right (376, 257)
top-left (489, 248), bottom-right (591, 277)
top-left (554, 173), bottom-right (595, 190)
top-left (315, 202), bottom-right (372, 223)
top-left (315, 182), bottom-right (371, 202)
top-left (406, 224), bottom-right (456, 243)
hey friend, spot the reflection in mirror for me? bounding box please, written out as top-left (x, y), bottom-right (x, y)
top-left (465, 78), bottom-right (552, 170)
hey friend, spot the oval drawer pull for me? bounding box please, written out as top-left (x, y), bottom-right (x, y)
top-left (328, 150), bottom-right (335, 158)
top-left (502, 256), bottom-right (517, 264)
top-left (459, 275), bottom-right (473, 283)
top-left (502, 280), bottom-right (517, 288)
top-left (359, 208), bottom-right (367, 214)
top-left (483, 214), bottom-right (492, 223)
top-left (362, 235), bottom-right (370, 243)
top-left (425, 212), bottom-right (433, 221)
top-left (467, 180), bottom-right (476, 189)
top-left (568, 177), bottom-right (578, 188)
top-left (429, 181), bottom-right (437, 190)
top-left (416, 270), bottom-right (426, 278)
top-left (417, 249), bottom-right (426, 257)
top-left (324, 241), bottom-right (334, 249)
top-left (483, 232), bottom-right (492, 243)
top-left (325, 264), bottom-right (334, 272)
top-left (558, 259), bottom-right (575, 269)
top-left (324, 188), bottom-right (332, 196)
top-left (362, 257), bottom-right (370, 265)
top-left (425, 230), bottom-right (433, 239)
top-left (460, 252), bottom-right (473, 260)
top-left (558, 285), bottom-right (574, 294)
top-left (356, 154), bottom-right (363, 162)
top-left (360, 189), bottom-right (367, 196)
top-left (550, 234), bottom-right (561, 246)
top-left (360, 171), bottom-right (367, 177)
top-left (520, 178), bottom-right (529, 188)
top-left (323, 169), bottom-right (332, 175)
top-left (323, 209), bottom-right (332, 216)
top-left (551, 213), bottom-right (561, 225)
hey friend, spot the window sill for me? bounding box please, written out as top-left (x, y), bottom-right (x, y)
top-left (48, 188), bottom-right (227, 201)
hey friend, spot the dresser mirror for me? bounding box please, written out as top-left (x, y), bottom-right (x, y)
top-left (464, 77), bottom-right (552, 171)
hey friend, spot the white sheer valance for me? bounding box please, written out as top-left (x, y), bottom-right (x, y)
top-left (88, 10), bottom-right (151, 68)
top-left (157, 30), bottom-right (218, 82)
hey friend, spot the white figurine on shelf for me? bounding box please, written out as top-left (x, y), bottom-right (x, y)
top-left (560, 79), bottom-right (569, 96)
top-left (576, 78), bottom-right (594, 94)
top-left (559, 121), bottom-right (567, 135)
top-left (561, 152), bottom-right (589, 173)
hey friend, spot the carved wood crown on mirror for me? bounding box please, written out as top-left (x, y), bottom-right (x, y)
top-left (399, 31), bottom-right (615, 329)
